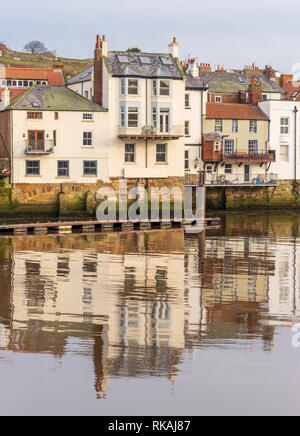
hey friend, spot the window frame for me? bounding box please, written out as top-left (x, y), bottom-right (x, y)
top-left (57, 160), bottom-right (69, 177)
top-left (152, 79), bottom-right (171, 97)
top-left (27, 112), bottom-right (43, 120)
top-left (215, 119), bottom-right (223, 132)
top-left (156, 143), bottom-right (167, 163)
top-left (82, 131), bottom-right (94, 147)
top-left (83, 160), bottom-right (98, 176)
top-left (26, 160), bottom-right (40, 176)
top-left (215, 95), bottom-right (222, 103)
top-left (185, 93), bottom-right (190, 108)
top-left (224, 163), bottom-right (232, 174)
top-left (185, 120), bottom-right (190, 136)
top-left (249, 120), bottom-right (257, 133)
top-left (224, 139), bottom-right (234, 155)
top-left (232, 119), bottom-right (238, 133)
top-left (280, 117), bottom-right (289, 135)
top-left (125, 143), bottom-right (136, 163)
top-left (248, 140), bottom-right (258, 154)
top-left (82, 113), bottom-right (94, 121)
top-left (279, 144), bottom-right (289, 162)
top-left (184, 149), bottom-right (189, 170)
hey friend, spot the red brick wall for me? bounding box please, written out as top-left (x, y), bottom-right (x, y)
top-left (209, 93), bottom-right (240, 103)
top-left (202, 138), bottom-right (223, 162)
top-left (0, 111), bottom-right (11, 158)
top-left (93, 45), bottom-right (103, 106)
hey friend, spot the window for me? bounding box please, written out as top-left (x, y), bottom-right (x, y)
top-left (18, 81), bottom-right (23, 87)
top-left (224, 139), bottom-right (234, 155)
top-left (224, 164), bottom-right (232, 174)
top-left (156, 144), bottom-right (167, 163)
top-left (152, 80), bottom-right (170, 96)
top-left (27, 112), bottom-right (43, 119)
top-left (215, 96), bottom-right (222, 103)
top-left (82, 132), bottom-right (93, 146)
top-left (185, 121), bottom-right (190, 136)
top-left (125, 144), bottom-right (135, 163)
top-left (280, 117), bottom-right (289, 135)
top-left (185, 94), bottom-right (190, 108)
top-left (152, 107), bottom-right (157, 128)
top-left (23, 81), bottom-right (28, 87)
top-left (263, 94), bottom-right (267, 101)
top-left (120, 106), bottom-right (126, 127)
top-left (159, 108), bottom-right (170, 133)
top-left (57, 161), bottom-right (69, 177)
top-left (232, 119), bottom-right (238, 133)
top-left (152, 80), bottom-right (157, 96)
top-left (248, 140), bottom-right (258, 154)
top-left (28, 131), bottom-right (45, 151)
top-left (280, 144), bottom-right (289, 161)
top-left (53, 130), bottom-right (56, 146)
top-left (54, 112), bottom-right (59, 120)
top-left (206, 165), bottom-right (213, 174)
top-left (249, 120), bottom-right (257, 133)
top-left (185, 150), bottom-right (189, 170)
top-left (120, 78), bottom-right (126, 96)
top-left (83, 113), bottom-right (93, 121)
top-left (128, 79), bottom-right (138, 95)
top-left (83, 161), bottom-right (97, 175)
top-left (214, 141), bottom-right (220, 152)
top-left (26, 160), bottom-right (40, 175)
top-left (215, 119), bottom-right (222, 132)
top-left (159, 80), bottom-right (170, 96)
top-left (127, 107), bottom-right (139, 127)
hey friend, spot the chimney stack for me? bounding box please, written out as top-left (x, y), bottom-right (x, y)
top-left (168, 37), bottom-right (179, 59)
top-left (263, 65), bottom-right (275, 79)
top-left (187, 59), bottom-right (198, 78)
top-left (199, 63), bottom-right (211, 72)
top-left (93, 34), bottom-right (104, 106)
top-left (0, 88), bottom-right (10, 111)
top-left (248, 77), bottom-right (262, 105)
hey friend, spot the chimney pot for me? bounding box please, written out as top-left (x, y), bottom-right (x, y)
top-left (173, 37), bottom-right (176, 43)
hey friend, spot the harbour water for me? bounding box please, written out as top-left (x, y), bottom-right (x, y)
top-left (0, 213), bottom-right (300, 416)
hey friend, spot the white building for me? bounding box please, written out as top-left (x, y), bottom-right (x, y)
top-left (69, 35), bottom-right (186, 187)
top-left (259, 99), bottom-right (300, 181)
top-left (0, 86), bottom-right (109, 186)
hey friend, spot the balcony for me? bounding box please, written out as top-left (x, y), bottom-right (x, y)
top-left (223, 150), bottom-right (276, 163)
top-left (118, 125), bottom-right (184, 140)
top-left (25, 140), bottom-right (55, 155)
top-left (202, 143), bottom-right (276, 163)
top-left (206, 172), bottom-right (278, 187)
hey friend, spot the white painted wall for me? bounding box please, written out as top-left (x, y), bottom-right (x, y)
top-left (259, 100), bottom-right (300, 180)
top-left (12, 109), bottom-right (109, 184)
top-left (184, 88), bottom-right (208, 174)
top-left (106, 75), bottom-right (185, 179)
top-left (68, 80), bottom-right (93, 101)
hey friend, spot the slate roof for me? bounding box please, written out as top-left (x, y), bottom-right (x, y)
top-left (4, 67), bottom-right (64, 85)
top-left (68, 66), bottom-right (93, 84)
top-left (186, 71), bottom-right (282, 93)
top-left (8, 86), bottom-right (106, 111)
top-left (106, 51), bottom-right (183, 79)
top-left (206, 103), bottom-right (269, 121)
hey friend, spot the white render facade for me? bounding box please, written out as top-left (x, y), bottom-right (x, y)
top-left (10, 108), bottom-right (109, 185)
top-left (259, 99), bottom-right (300, 181)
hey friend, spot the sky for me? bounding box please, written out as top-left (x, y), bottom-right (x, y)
top-left (1, 0), bottom-right (300, 74)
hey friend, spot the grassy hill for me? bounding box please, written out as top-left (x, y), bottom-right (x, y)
top-left (0, 48), bottom-right (93, 80)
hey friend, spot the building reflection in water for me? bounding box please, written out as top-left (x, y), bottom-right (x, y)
top-left (0, 214), bottom-right (300, 398)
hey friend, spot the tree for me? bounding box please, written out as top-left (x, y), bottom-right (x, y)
top-left (24, 40), bottom-right (47, 54)
top-left (127, 47), bottom-right (141, 53)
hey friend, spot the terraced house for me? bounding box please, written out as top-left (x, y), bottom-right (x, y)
top-left (69, 35), bottom-right (186, 194)
top-left (0, 86), bottom-right (108, 205)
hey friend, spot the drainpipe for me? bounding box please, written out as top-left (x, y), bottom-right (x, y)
top-left (294, 106), bottom-right (298, 183)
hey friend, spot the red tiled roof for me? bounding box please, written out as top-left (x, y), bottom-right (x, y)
top-left (206, 103), bottom-right (269, 120)
top-left (282, 81), bottom-right (300, 100)
top-left (0, 88), bottom-right (25, 100)
top-left (4, 67), bottom-right (64, 85)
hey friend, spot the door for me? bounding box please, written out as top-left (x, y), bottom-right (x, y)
top-left (28, 131), bottom-right (45, 151)
top-left (244, 164), bottom-right (250, 182)
top-left (159, 108), bottom-right (170, 133)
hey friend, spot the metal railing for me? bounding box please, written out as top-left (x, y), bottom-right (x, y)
top-left (24, 140), bottom-right (55, 155)
top-left (118, 125), bottom-right (184, 137)
top-left (206, 173), bottom-right (278, 186)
